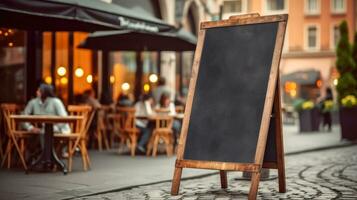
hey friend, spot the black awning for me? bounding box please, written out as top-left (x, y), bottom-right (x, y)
top-left (0, 0), bottom-right (174, 32)
top-left (78, 28), bottom-right (197, 51)
top-left (281, 70), bottom-right (321, 85)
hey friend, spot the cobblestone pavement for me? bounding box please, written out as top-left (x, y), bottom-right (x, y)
top-left (75, 145), bottom-right (357, 200)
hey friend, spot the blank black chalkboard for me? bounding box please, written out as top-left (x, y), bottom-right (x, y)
top-left (172, 14), bottom-right (288, 198)
top-left (183, 22), bottom-right (278, 163)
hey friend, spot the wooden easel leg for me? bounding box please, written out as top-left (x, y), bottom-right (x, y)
top-left (219, 170), bottom-right (228, 189)
top-left (274, 76), bottom-right (286, 193)
top-left (248, 172), bottom-right (261, 200)
top-left (171, 167), bottom-right (183, 195)
top-left (277, 163), bottom-right (286, 192)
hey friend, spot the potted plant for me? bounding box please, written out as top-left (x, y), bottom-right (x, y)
top-left (339, 95), bottom-right (357, 140)
top-left (336, 21), bottom-right (357, 140)
top-left (294, 99), bottom-right (320, 132)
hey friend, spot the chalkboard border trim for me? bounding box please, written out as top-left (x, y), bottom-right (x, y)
top-left (176, 159), bottom-right (260, 172)
top-left (201, 14), bottom-right (288, 30)
top-left (171, 14), bottom-right (288, 198)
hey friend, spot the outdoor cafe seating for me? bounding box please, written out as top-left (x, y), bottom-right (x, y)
top-left (0, 103), bottom-right (94, 173)
top-left (146, 115), bottom-right (174, 157)
top-left (1, 104), bottom-right (37, 170)
top-left (112, 107), bottom-right (140, 156)
top-left (103, 105), bottom-right (183, 157)
top-left (96, 105), bottom-right (111, 151)
top-left (0, 101), bottom-right (184, 173)
top-left (54, 105), bottom-right (94, 172)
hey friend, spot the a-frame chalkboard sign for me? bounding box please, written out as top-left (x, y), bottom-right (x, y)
top-left (171, 13), bottom-right (288, 200)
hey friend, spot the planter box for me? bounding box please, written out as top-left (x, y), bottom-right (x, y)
top-left (339, 107), bottom-right (357, 140)
top-left (298, 108), bottom-right (320, 132)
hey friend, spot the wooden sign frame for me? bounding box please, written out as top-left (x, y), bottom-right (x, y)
top-left (171, 14), bottom-right (288, 200)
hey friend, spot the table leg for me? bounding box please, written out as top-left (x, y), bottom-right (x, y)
top-left (27, 124), bottom-right (67, 174)
top-left (52, 146), bottom-right (67, 174)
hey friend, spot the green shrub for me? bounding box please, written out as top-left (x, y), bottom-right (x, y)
top-left (336, 21), bottom-right (357, 105)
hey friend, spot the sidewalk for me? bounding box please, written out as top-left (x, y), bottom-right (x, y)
top-left (0, 124), bottom-right (351, 200)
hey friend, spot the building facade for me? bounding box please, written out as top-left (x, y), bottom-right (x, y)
top-left (3, 0), bottom-right (353, 105)
top-left (211, 0), bottom-right (356, 104)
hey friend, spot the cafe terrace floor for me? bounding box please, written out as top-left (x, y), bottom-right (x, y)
top-left (0, 124), bottom-right (350, 200)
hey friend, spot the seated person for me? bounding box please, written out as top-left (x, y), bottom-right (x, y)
top-left (134, 94), bottom-right (154, 153)
top-left (23, 84), bottom-right (71, 147)
top-left (156, 93), bottom-right (181, 141)
top-left (117, 93), bottom-right (133, 107)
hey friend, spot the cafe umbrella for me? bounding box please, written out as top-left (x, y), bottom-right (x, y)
top-left (0, 0), bottom-right (173, 32)
top-left (77, 28), bottom-right (197, 51)
top-left (78, 28), bottom-right (197, 99)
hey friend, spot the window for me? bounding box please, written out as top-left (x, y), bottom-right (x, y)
top-left (222, 0), bottom-right (247, 19)
top-left (264, 0), bottom-right (288, 14)
top-left (267, 0), bottom-right (285, 11)
top-left (305, 25), bottom-right (320, 50)
top-left (305, 0), bottom-right (320, 15)
top-left (331, 25), bottom-right (340, 49)
top-left (331, 0), bottom-right (346, 14)
top-left (223, 0), bottom-right (245, 14)
top-left (308, 27), bottom-right (317, 48)
top-left (0, 28), bottom-right (26, 103)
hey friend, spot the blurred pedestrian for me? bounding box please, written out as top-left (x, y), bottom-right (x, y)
top-left (117, 93), bottom-right (133, 107)
top-left (319, 88), bottom-right (333, 132)
top-left (83, 89), bottom-right (101, 110)
top-left (152, 77), bottom-right (172, 105)
top-left (23, 83), bottom-right (70, 148)
top-left (83, 89), bottom-right (101, 149)
top-left (134, 94), bottom-right (154, 153)
top-left (156, 93), bottom-right (181, 143)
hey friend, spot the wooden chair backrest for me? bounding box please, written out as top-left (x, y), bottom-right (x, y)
top-left (175, 106), bottom-right (184, 113)
top-left (116, 107), bottom-right (136, 130)
top-left (1, 104), bottom-right (23, 134)
top-left (97, 105), bottom-right (113, 130)
top-left (154, 116), bottom-right (173, 133)
top-left (67, 105), bottom-right (93, 137)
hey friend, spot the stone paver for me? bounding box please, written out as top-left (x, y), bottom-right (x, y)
top-left (76, 145), bottom-right (357, 200)
top-left (0, 124), bottom-right (352, 200)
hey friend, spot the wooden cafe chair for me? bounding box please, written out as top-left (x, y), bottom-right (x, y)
top-left (55, 105), bottom-right (94, 172)
top-left (175, 105), bottom-right (184, 114)
top-left (146, 115), bottom-right (174, 157)
top-left (115, 107), bottom-right (140, 156)
top-left (0, 104), bottom-right (37, 170)
top-left (96, 106), bottom-right (110, 151)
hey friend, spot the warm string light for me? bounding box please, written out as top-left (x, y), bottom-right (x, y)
top-left (60, 77), bottom-right (68, 85)
top-left (75, 67), bottom-right (84, 77)
top-left (121, 82), bottom-right (130, 91)
top-left (149, 74), bottom-right (158, 83)
top-left (57, 66), bottom-right (67, 76)
top-left (44, 76), bottom-right (52, 84)
top-left (143, 83), bottom-right (150, 92)
top-left (333, 79), bottom-right (338, 86)
top-left (86, 75), bottom-right (93, 83)
top-left (110, 75), bottom-right (115, 84)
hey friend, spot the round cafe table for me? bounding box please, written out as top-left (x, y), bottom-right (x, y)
top-left (10, 115), bottom-right (83, 174)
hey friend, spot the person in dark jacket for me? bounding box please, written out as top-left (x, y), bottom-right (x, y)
top-left (321, 88), bottom-right (333, 131)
